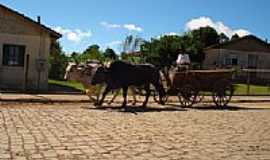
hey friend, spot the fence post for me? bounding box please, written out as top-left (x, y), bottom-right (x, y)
top-left (247, 70), bottom-right (250, 95)
top-left (268, 80), bottom-right (270, 95)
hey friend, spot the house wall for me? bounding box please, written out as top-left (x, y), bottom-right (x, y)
top-left (203, 49), bottom-right (220, 69)
top-left (0, 7), bottom-right (51, 91)
top-left (204, 49), bottom-right (270, 69)
top-left (204, 49), bottom-right (270, 80)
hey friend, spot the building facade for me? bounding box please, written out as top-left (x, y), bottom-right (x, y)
top-left (203, 35), bottom-right (270, 80)
top-left (0, 4), bottom-right (61, 91)
top-left (204, 35), bottom-right (270, 69)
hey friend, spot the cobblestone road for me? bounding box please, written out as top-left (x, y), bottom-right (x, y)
top-left (0, 102), bottom-right (270, 160)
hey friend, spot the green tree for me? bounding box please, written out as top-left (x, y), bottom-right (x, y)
top-left (141, 35), bottom-right (183, 86)
top-left (70, 52), bottom-right (80, 63)
top-left (231, 34), bottom-right (240, 40)
top-left (83, 44), bottom-right (100, 54)
top-left (218, 33), bottom-right (229, 43)
top-left (80, 44), bottom-right (104, 62)
top-left (141, 26), bottom-right (220, 82)
top-left (141, 29), bottom-right (217, 68)
top-left (49, 41), bottom-right (68, 80)
top-left (180, 26), bottom-right (219, 67)
top-left (104, 48), bottom-right (118, 60)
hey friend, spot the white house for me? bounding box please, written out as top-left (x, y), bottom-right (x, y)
top-left (0, 4), bottom-right (61, 91)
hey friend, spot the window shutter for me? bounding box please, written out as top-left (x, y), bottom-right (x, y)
top-left (2, 44), bottom-right (26, 66)
top-left (19, 46), bottom-right (25, 66)
top-left (3, 45), bottom-right (9, 65)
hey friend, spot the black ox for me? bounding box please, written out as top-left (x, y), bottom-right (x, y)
top-left (91, 61), bottom-right (166, 109)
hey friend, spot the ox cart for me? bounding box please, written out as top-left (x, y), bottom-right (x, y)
top-left (154, 69), bottom-right (235, 108)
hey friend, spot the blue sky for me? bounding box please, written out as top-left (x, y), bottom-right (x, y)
top-left (1, 0), bottom-right (270, 53)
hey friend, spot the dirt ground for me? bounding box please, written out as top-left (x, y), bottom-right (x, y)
top-left (0, 100), bottom-right (270, 160)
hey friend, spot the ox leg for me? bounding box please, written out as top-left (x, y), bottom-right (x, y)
top-left (131, 86), bottom-right (137, 106)
top-left (108, 89), bottom-right (120, 105)
top-left (90, 85), bottom-right (102, 104)
top-left (87, 93), bottom-right (97, 103)
top-left (122, 86), bottom-right (128, 109)
top-left (96, 86), bottom-right (111, 106)
top-left (142, 84), bottom-right (150, 108)
top-left (96, 84), bottom-right (104, 102)
top-left (153, 82), bottom-right (166, 105)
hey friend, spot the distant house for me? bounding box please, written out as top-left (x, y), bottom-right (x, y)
top-left (125, 51), bottom-right (142, 57)
top-left (203, 35), bottom-right (270, 80)
top-left (0, 4), bottom-right (61, 91)
top-left (204, 35), bottom-right (270, 69)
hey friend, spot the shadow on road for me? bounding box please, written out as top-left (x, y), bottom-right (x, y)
top-left (83, 105), bottom-right (187, 114)
top-left (181, 105), bottom-right (270, 111)
top-left (82, 101), bottom-right (270, 113)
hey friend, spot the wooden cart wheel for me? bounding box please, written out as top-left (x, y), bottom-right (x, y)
top-left (178, 84), bottom-right (198, 107)
top-left (212, 80), bottom-right (234, 108)
top-left (195, 94), bottom-right (204, 103)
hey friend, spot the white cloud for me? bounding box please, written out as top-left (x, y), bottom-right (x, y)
top-left (101, 21), bottom-right (143, 32)
top-left (165, 32), bottom-right (179, 36)
top-left (185, 17), bottom-right (250, 38)
top-left (106, 41), bottom-right (122, 48)
top-left (123, 24), bottom-right (143, 32)
top-left (233, 29), bottom-right (251, 37)
top-left (54, 26), bottom-right (92, 43)
top-left (100, 21), bottom-right (121, 29)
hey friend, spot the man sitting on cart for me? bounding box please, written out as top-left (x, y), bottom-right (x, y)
top-left (176, 50), bottom-right (191, 71)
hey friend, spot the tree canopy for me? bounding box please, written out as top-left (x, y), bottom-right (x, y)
top-left (218, 33), bottom-right (230, 43)
top-left (49, 41), bottom-right (68, 80)
top-left (68, 44), bottom-right (118, 64)
top-left (104, 48), bottom-right (118, 60)
top-left (231, 34), bottom-right (240, 40)
top-left (80, 44), bottom-right (104, 62)
top-left (141, 26), bottom-right (221, 69)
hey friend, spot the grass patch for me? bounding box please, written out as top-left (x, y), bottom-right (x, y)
top-left (49, 79), bottom-right (85, 92)
top-left (234, 83), bottom-right (270, 95)
top-left (201, 84), bottom-right (270, 95)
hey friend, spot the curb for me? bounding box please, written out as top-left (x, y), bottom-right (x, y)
top-left (0, 99), bottom-right (91, 104)
top-left (166, 100), bottom-right (270, 104)
top-left (1, 98), bottom-right (270, 104)
top-left (231, 100), bottom-right (270, 103)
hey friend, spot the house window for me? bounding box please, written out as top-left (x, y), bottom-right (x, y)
top-left (248, 54), bottom-right (258, 68)
top-left (224, 54), bottom-right (238, 66)
top-left (231, 58), bottom-right (238, 65)
top-left (2, 44), bottom-right (25, 67)
top-left (225, 57), bottom-right (231, 65)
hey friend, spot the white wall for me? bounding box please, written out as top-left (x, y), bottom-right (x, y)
top-left (0, 33), bottom-right (51, 90)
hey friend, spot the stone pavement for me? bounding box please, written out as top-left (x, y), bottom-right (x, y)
top-left (1, 93), bottom-right (270, 104)
top-left (0, 102), bottom-right (270, 160)
top-left (0, 94), bottom-right (90, 103)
